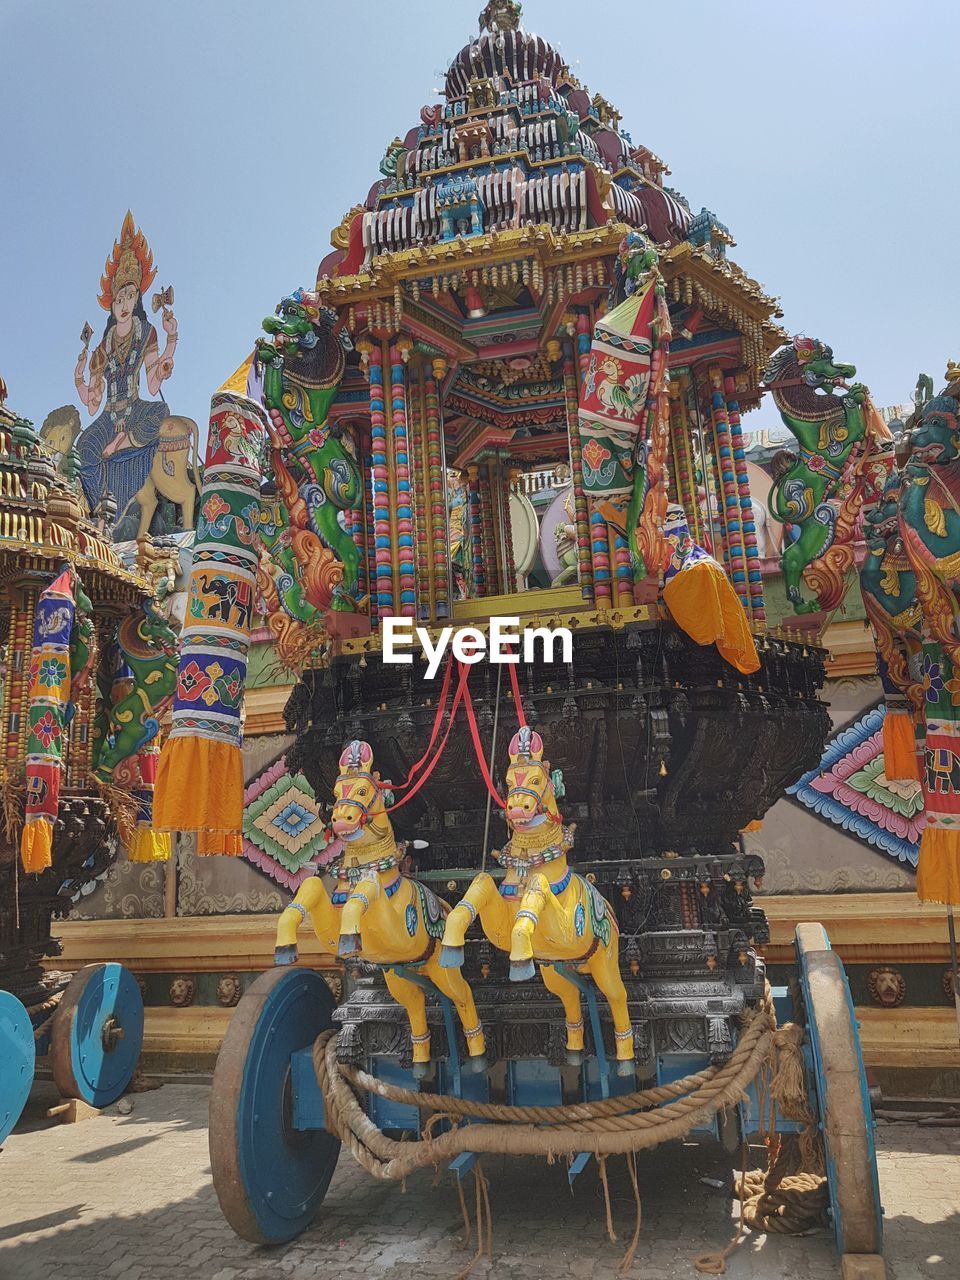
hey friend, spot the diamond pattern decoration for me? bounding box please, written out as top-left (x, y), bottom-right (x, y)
top-left (787, 703), bottom-right (922, 867)
top-left (242, 754), bottom-right (340, 891)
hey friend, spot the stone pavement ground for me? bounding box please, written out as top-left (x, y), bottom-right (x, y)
top-left (0, 1080), bottom-right (957, 1280)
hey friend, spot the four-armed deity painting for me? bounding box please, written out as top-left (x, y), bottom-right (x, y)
top-left (43, 211), bottom-right (200, 541)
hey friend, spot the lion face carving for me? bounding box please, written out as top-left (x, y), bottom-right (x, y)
top-left (868, 967), bottom-right (906, 1008)
top-left (169, 976), bottom-right (195, 1008)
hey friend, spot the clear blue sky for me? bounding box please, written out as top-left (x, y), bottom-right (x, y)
top-left (1, 0), bottom-right (956, 432)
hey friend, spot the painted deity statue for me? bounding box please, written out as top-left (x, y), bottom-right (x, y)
top-left (859, 457), bottom-right (923, 712)
top-left (446, 469), bottom-right (469, 599)
top-left (551, 485), bottom-right (579, 586)
top-left (896, 377), bottom-right (960, 898)
top-left (765, 336), bottom-right (890, 613)
top-left (255, 292), bottom-right (365, 661)
top-left (73, 212), bottom-right (200, 541)
top-left (441, 727), bottom-right (635, 1075)
top-left (898, 385), bottom-right (960, 662)
top-left (275, 741), bottom-right (486, 1077)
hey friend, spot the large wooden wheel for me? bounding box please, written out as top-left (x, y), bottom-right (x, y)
top-left (0, 992), bottom-right (35, 1145)
top-left (209, 968), bottom-right (341, 1244)
top-left (49, 963), bottom-right (144, 1107)
top-left (795, 923), bottom-right (884, 1268)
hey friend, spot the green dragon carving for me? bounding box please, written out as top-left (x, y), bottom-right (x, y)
top-left (255, 291), bottom-right (364, 646)
top-left (764, 336), bottom-right (875, 613)
top-left (92, 601), bottom-right (179, 785)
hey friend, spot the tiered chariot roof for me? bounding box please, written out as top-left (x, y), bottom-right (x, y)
top-left (314, 1), bottom-right (784, 408)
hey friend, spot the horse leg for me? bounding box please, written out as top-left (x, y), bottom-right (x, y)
top-left (587, 942), bottom-right (635, 1075)
top-left (441, 872), bottom-right (505, 967)
top-left (135, 479), bottom-right (159, 539)
top-left (383, 967), bottom-right (432, 1079)
top-left (424, 956), bottom-right (487, 1070)
top-left (275, 876), bottom-right (337, 963)
top-left (540, 963), bottom-right (585, 1065)
top-left (510, 872), bottom-right (552, 981)
top-left (338, 874), bottom-right (379, 956)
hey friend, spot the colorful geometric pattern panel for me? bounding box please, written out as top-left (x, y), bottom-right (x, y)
top-left (242, 755), bottom-right (340, 892)
top-left (787, 703), bottom-right (922, 867)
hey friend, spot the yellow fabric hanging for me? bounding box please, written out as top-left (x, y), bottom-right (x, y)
top-left (663, 560), bottom-right (760, 675)
top-left (196, 830), bottom-right (243, 856)
top-left (154, 736), bottom-right (244, 843)
top-left (882, 709), bottom-right (920, 783)
top-left (916, 827), bottom-right (960, 906)
top-left (20, 819), bottom-right (53, 874)
top-left (127, 827), bottom-right (172, 863)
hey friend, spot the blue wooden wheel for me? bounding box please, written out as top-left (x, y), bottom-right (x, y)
top-left (50, 963), bottom-right (144, 1107)
top-left (209, 968), bottom-right (340, 1244)
top-left (795, 923), bottom-right (883, 1260)
top-left (0, 992), bottom-right (35, 1145)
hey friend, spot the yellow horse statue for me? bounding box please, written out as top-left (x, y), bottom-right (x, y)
top-left (275, 740), bottom-right (486, 1078)
top-left (441, 727), bottom-right (635, 1075)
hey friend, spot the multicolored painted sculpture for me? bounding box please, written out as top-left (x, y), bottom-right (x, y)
top-left (92, 603), bottom-right (180, 784)
top-left (255, 292), bottom-right (363, 661)
top-left (274, 740), bottom-right (487, 1077)
top-left (764, 336), bottom-right (890, 613)
top-left (72, 212), bottom-right (199, 541)
top-left (441, 727), bottom-right (635, 1075)
top-left (579, 236), bottom-right (672, 587)
top-left (859, 459), bottom-right (923, 779)
top-left (897, 379), bottom-right (960, 901)
top-left (898, 387), bottom-right (960, 662)
top-left (20, 567), bottom-right (96, 872)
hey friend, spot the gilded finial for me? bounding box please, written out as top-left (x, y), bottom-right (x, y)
top-left (946, 359), bottom-right (960, 386)
top-left (479, 1), bottom-right (521, 33)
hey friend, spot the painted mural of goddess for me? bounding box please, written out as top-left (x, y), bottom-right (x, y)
top-left (73, 211), bottom-right (199, 541)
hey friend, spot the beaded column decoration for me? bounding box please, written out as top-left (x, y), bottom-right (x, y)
top-left (154, 391), bottom-right (267, 845)
top-left (4, 585), bottom-right (36, 771)
top-left (467, 467), bottom-right (485, 596)
top-left (500, 466), bottom-right (516, 593)
top-left (389, 342), bottom-right (417, 617)
top-left (611, 526), bottom-right (633, 607)
top-left (425, 361), bottom-right (448, 619)
top-left (562, 346), bottom-right (594, 599)
top-left (725, 374), bottom-right (765, 626)
top-left (576, 310), bottom-right (592, 387)
top-left (705, 365), bottom-right (751, 620)
top-left (361, 426), bottom-right (378, 630)
top-left (478, 463), bottom-right (500, 596)
top-left (668, 377), bottom-right (705, 547)
top-left (368, 343), bottom-right (394, 618)
top-left (350, 424), bottom-right (370, 618)
top-left (408, 366), bottom-right (431, 618)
